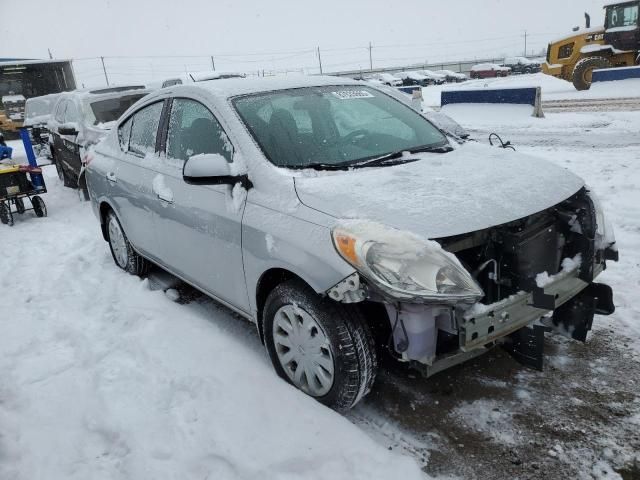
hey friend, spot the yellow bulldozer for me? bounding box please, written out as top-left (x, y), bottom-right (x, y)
top-left (543, 1), bottom-right (639, 90)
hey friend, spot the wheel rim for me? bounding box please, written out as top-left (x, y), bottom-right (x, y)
top-left (108, 216), bottom-right (128, 268)
top-left (584, 67), bottom-right (594, 83)
top-left (272, 305), bottom-right (335, 397)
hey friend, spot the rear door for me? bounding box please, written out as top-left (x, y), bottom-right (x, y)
top-left (151, 96), bottom-right (249, 312)
top-left (51, 100), bottom-right (67, 168)
top-left (59, 100), bottom-right (83, 182)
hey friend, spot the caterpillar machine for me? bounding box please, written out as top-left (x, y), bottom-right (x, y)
top-left (543, 2), bottom-right (640, 90)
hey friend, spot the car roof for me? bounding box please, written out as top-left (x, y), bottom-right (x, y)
top-left (163, 75), bottom-right (362, 98)
top-left (57, 86), bottom-right (153, 104)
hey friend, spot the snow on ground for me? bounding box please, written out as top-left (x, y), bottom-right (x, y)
top-left (421, 73), bottom-right (640, 107)
top-left (0, 143), bottom-right (426, 479)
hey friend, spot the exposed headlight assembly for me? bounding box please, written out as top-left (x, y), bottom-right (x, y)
top-left (587, 188), bottom-right (616, 251)
top-left (332, 221), bottom-right (483, 303)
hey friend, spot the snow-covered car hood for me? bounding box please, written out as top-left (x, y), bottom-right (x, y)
top-left (293, 142), bottom-right (585, 239)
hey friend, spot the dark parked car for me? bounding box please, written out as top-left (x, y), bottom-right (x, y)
top-left (48, 86), bottom-right (152, 198)
top-left (502, 57), bottom-right (541, 74)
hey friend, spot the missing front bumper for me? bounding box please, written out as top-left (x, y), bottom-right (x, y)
top-left (460, 263), bottom-right (606, 352)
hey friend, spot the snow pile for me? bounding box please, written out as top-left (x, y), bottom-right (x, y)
top-left (0, 145), bottom-right (427, 479)
top-left (421, 72), bottom-right (640, 107)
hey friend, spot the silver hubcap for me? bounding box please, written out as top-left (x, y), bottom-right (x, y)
top-left (108, 216), bottom-right (128, 268)
top-left (272, 305), bottom-right (335, 397)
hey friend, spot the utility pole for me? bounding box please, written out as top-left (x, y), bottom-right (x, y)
top-left (368, 42), bottom-right (373, 71)
top-left (210, 55), bottom-right (216, 71)
top-left (524, 30), bottom-right (528, 56)
top-left (317, 46), bottom-right (323, 75)
top-left (100, 56), bottom-right (109, 86)
top-left (47, 48), bottom-right (53, 59)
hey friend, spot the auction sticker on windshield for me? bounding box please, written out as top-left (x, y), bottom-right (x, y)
top-left (331, 90), bottom-right (375, 100)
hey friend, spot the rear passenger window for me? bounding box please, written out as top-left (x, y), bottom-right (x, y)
top-left (64, 102), bottom-right (80, 123)
top-left (166, 98), bottom-right (232, 162)
top-left (118, 117), bottom-right (133, 151)
top-left (54, 101), bottom-right (67, 122)
top-left (129, 102), bottom-right (163, 156)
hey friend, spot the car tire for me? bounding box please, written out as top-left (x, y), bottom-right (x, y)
top-left (0, 202), bottom-right (14, 226)
top-left (31, 196), bottom-right (46, 218)
top-left (15, 197), bottom-right (25, 214)
top-left (105, 210), bottom-right (150, 276)
top-left (572, 56), bottom-right (612, 91)
top-left (61, 167), bottom-right (75, 188)
top-left (263, 279), bottom-right (377, 411)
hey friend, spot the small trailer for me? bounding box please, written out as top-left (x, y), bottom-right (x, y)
top-left (0, 127), bottom-right (48, 226)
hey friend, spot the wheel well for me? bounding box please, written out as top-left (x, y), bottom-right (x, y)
top-left (99, 202), bottom-right (113, 241)
top-left (255, 268), bottom-right (306, 343)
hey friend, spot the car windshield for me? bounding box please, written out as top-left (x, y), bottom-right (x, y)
top-left (88, 93), bottom-right (147, 125)
top-left (233, 85), bottom-right (448, 169)
top-left (25, 99), bottom-right (53, 118)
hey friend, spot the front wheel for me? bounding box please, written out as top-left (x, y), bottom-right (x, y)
top-left (263, 279), bottom-right (377, 411)
top-left (106, 210), bottom-right (149, 275)
top-left (572, 56), bottom-right (612, 91)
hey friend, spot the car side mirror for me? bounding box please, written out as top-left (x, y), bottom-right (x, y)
top-left (183, 153), bottom-right (252, 188)
top-left (59, 123), bottom-right (78, 136)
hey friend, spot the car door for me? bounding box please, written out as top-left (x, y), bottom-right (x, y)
top-left (151, 96), bottom-right (249, 312)
top-left (51, 100), bottom-right (67, 168)
top-left (111, 100), bottom-right (166, 261)
top-left (60, 99), bottom-right (83, 182)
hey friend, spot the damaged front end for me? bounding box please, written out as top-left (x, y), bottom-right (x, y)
top-left (329, 187), bottom-right (617, 376)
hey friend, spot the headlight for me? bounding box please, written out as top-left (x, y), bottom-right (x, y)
top-left (332, 221), bottom-right (483, 303)
top-left (587, 188), bottom-right (615, 250)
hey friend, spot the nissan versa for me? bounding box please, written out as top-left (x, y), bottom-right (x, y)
top-left (86, 76), bottom-right (618, 410)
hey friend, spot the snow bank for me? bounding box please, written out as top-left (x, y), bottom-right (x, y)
top-left (422, 72), bottom-right (640, 107)
top-left (0, 159), bottom-right (427, 478)
top-left (440, 104), bottom-right (540, 126)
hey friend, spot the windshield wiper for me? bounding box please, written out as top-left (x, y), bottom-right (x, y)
top-left (286, 143), bottom-right (453, 171)
top-left (348, 143), bottom-right (453, 169)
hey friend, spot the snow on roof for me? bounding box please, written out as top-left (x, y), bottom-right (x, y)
top-left (602, 0), bottom-right (637, 7)
top-left (550, 26), bottom-right (604, 44)
top-left (471, 63), bottom-right (509, 71)
top-left (2, 94), bottom-right (26, 102)
top-left (173, 75), bottom-right (361, 98)
top-left (0, 59), bottom-right (72, 67)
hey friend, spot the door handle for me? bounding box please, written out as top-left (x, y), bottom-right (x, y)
top-left (157, 193), bottom-right (173, 204)
top-left (106, 172), bottom-right (117, 183)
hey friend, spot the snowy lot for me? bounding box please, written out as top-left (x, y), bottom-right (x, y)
top-left (1, 102), bottom-right (640, 479)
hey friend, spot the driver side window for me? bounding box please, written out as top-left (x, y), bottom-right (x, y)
top-left (166, 98), bottom-right (233, 162)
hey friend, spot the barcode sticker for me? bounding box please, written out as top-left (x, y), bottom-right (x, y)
top-left (331, 90), bottom-right (375, 100)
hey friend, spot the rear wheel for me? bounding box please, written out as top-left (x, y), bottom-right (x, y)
top-left (263, 279), bottom-right (377, 411)
top-left (572, 56), bottom-right (612, 91)
top-left (106, 210), bottom-right (149, 275)
top-left (32, 196), bottom-right (46, 217)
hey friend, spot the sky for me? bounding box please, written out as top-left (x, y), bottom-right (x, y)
top-left (0, 0), bottom-right (608, 86)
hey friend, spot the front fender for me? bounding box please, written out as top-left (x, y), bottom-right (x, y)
top-left (242, 202), bottom-right (354, 318)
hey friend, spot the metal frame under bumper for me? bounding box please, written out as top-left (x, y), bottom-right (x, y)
top-left (460, 263), bottom-right (604, 352)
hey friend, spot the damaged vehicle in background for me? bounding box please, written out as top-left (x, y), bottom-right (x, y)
top-left (86, 77), bottom-right (618, 411)
top-left (23, 93), bottom-right (63, 158)
top-left (48, 85), bottom-right (152, 198)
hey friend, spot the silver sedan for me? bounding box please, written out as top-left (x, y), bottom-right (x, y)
top-left (86, 76), bottom-right (617, 410)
